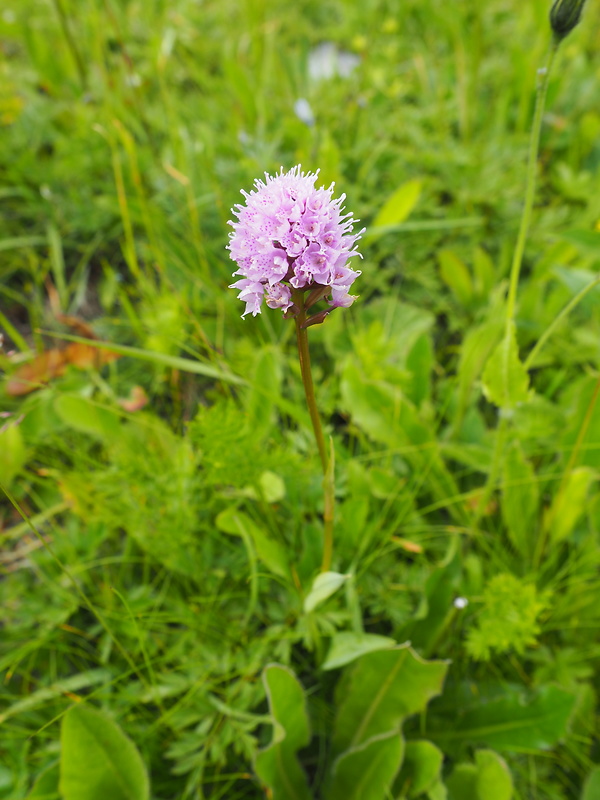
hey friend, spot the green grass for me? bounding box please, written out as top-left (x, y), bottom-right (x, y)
top-left (1, 0), bottom-right (600, 798)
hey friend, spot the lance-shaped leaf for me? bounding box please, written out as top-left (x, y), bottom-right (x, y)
top-left (326, 731), bottom-right (404, 800)
top-left (60, 704), bottom-right (149, 800)
top-left (332, 645), bottom-right (448, 756)
top-left (482, 322), bottom-right (529, 409)
top-left (394, 740), bottom-right (444, 799)
top-left (427, 683), bottom-right (576, 754)
top-left (254, 665), bottom-right (312, 800)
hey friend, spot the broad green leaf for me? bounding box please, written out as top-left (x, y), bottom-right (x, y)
top-left (455, 317), bottom-right (503, 426)
top-left (501, 441), bottom-right (538, 556)
top-left (481, 322), bottom-right (529, 409)
top-left (548, 467), bottom-right (595, 545)
top-left (475, 750), bottom-right (513, 800)
top-left (405, 333), bottom-right (433, 407)
top-left (394, 740), bottom-right (443, 799)
top-left (254, 665), bottom-right (311, 800)
top-left (216, 508), bottom-right (290, 580)
top-left (582, 766), bottom-right (600, 800)
top-left (428, 780), bottom-right (448, 800)
top-left (438, 250), bottom-right (473, 305)
top-left (322, 632), bottom-right (397, 671)
top-left (60, 704), bottom-right (149, 800)
top-left (26, 762), bottom-right (60, 799)
top-left (304, 571), bottom-right (350, 613)
top-left (0, 423), bottom-right (26, 488)
top-left (333, 645), bottom-right (448, 755)
top-left (446, 751), bottom-right (512, 800)
top-left (373, 179), bottom-right (422, 228)
top-left (245, 346), bottom-right (282, 440)
top-left (327, 731), bottom-right (404, 800)
top-left (427, 684), bottom-right (576, 753)
top-left (54, 395), bottom-right (120, 440)
top-left (473, 247), bottom-right (495, 297)
top-left (446, 764), bottom-right (478, 800)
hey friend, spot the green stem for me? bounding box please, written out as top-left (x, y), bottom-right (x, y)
top-left (476, 44), bottom-right (558, 522)
top-left (292, 289), bottom-right (334, 572)
top-left (505, 41), bottom-right (558, 330)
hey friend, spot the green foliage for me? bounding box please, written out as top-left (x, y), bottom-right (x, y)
top-left (255, 646), bottom-right (447, 800)
top-left (466, 574), bottom-right (548, 661)
top-left (60, 705), bottom-right (149, 800)
top-left (254, 666), bottom-right (311, 800)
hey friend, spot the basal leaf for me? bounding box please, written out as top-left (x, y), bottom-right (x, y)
top-left (60, 704), bottom-right (149, 800)
top-left (501, 441), bottom-right (538, 557)
top-left (326, 731), bottom-right (404, 800)
top-left (582, 766), bottom-right (600, 800)
top-left (332, 645), bottom-right (448, 755)
top-left (394, 740), bottom-right (444, 799)
top-left (427, 684), bottom-right (576, 753)
top-left (481, 323), bottom-right (529, 409)
top-left (322, 632), bottom-right (397, 671)
top-left (26, 762), bottom-right (60, 799)
top-left (254, 665), bottom-right (311, 800)
top-left (475, 750), bottom-right (513, 800)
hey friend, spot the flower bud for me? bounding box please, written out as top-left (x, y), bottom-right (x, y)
top-left (550, 0), bottom-right (587, 41)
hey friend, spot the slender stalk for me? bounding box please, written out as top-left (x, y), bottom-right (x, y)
top-left (292, 290), bottom-right (328, 470)
top-left (291, 289), bottom-right (334, 572)
top-left (476, 43), bottom-right (558, 522)
top-left (505, 41), bottom-right (558, 329)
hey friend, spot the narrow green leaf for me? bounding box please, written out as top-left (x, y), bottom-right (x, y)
top-left (254, 665), bottom-right (311, 800)
top-left (548, 467), bottom-right (595, 545)
top-left (216, 508), bottom-right (290, 580)
top-left (322, 632), bottom-right (397, 671)
top-left (373, 179), bottom-right (422, 228)
top-left (582, 766), bottom-right (600, 800)
top-left (327, 731), bottom-right (404, 800)
top-left (438, 249), bottom-right (473, 305)
top-left (501, 441), bottom-right (538, 556)
top-left (60, 704), bottom-right (149, 800)
top-left (40, 331), bottom-right (245, 385)
top-left (473, 247), bottom-right (495, 297)
top-left (25, 762), bottom-right (60, 799)
top-left (303, 571), bottom-right (350, 613)
top-left (54, 395), bottom-right (121, 440)
top-left (332, 645), bottom-right (448, 755)
top-left (481, 322), bottom-right (529, 409)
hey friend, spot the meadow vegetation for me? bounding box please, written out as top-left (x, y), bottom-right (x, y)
top-left (1, 0), bottom-right (600, 798)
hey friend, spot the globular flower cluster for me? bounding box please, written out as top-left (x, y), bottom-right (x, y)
top-left (228, 166), bottom-right (363, 318)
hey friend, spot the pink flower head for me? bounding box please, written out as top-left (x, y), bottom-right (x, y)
top-left (228, 166), bottom-right (363, 318)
